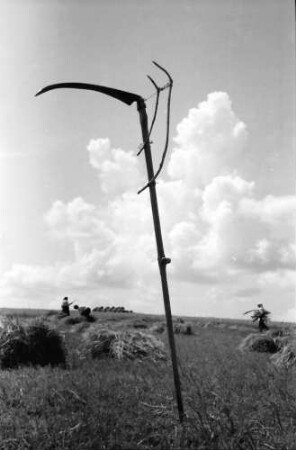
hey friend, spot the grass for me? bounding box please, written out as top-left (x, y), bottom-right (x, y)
top-left (0, 310), bottom-right (295, 449)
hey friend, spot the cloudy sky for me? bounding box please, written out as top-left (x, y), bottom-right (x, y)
top-left (0, 0), bottom-right (295, 321)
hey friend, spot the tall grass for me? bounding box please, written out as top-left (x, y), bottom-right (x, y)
top-left (175, 329), bottom-right (296, 449)
top-left (0, 315), bottom-right (295, 449)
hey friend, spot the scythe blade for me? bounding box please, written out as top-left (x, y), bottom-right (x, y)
top-left (35, 82), bottom-right (143, 106)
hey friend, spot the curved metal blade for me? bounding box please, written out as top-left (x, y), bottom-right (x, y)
top-left (35, 82), bottom-right (143, 106)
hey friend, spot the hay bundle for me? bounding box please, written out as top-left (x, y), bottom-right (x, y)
top-left (150, 323), bottom-right (166, 334)
top-left (87, 329), bottom-right (117, 358)
top-left (267, 329), bottom-right (284, 338)
top-left (174, 322), bottom-right (193, 335)
top-left (85, 329), bottom-right (167, 361)
top-left (133, 320), bottom-right (148, 329)
top-left (0, 320), bottom-right (66, 369)
top-left (272, 336), bottom-right (290, 351)
top-left (271, 332), bottom-right (296, 369)
top-left (63, 316), bottom-right (83, 325)
top-left (239, 333), bottom-right (278, 353)
top-left (271, 343), bottom-right (296, 369)
top-left (63, 314), bottom-right (96, 326)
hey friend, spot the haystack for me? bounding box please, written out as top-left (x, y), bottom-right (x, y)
top-left (266, 329), bottom-right (284, 338)
top-left (239, 333), bottom-right (278, 353)
top-left (84, 329), bottom-right (167, 361)
top-left (174, 322), bottom-right (193, 335)
top-left (271, 332), bottom-right (296, 369)
top-left (150, 323), bottom-right (166, 334)
top-left (63, 314), bottom-right (96, 325)
top-left (132, 320), bottom-right (148, 329)
top-left (0, 320), bottom-right (66, 369)
top-left (63, 316), bottom-right (83, 325)
top-left (271, 343), bottom-right (296, 369)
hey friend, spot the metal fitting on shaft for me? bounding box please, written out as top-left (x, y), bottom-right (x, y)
top-left (160, 257), bottom-right (171, 265)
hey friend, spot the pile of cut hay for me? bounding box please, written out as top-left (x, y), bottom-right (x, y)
top-left (63, 316), bottom-right (83, 325)
top-left (84, 329), bottom-right (167, 361)
top-left (132, 320), bottom-right (148, 329)
top-left (150, 323), bottom-right (166, 334)
top-left (239, 333), bottom-right (278, 353)
top-left (271, 343), bottom-right (296, 369)
top-left (271, 331), bottom-right (296, 369)
top-left (62, 314), bottom-right (96, 325)
top-left (0, 320), bottom-right (66, 369)
top-left (267, 329), bottom-right (285, 338)
top-left (174, 322), bottom-right (193, 335)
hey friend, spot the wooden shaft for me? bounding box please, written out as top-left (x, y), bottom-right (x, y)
top-left (137, 99), bottom-right (184, 423)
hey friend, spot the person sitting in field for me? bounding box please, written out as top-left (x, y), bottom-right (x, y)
top-left (61, 297), bottom-right (73, 316)
top-left (73, 304), bottom-right (91, 319)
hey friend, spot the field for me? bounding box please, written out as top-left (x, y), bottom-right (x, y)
top-left (0, 308), bottom-right (295, 450)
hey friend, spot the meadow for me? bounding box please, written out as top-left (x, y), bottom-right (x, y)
top-left (0, 308), bottom-right (295, 450)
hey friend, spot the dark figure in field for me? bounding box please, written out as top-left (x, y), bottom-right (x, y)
top-left (61, 297), bottom-right (73, 316)
top-left (244, 304), bottom-right (270, 332)
top-left (256, 304), bottom-right (270, 332)
top-left (73, 304), bottom-right (91, 319)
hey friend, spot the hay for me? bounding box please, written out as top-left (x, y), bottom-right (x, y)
top-left (203, 321), bottom-right (214, 328)
top-left (272, 336), bottom-right (290, 351)
top-left (0, 320), bottom-right (66, 369)
top-left (266, 329), bottom-right (285, 338)
top-left (63, 316), bottom-right (83, 325)
top-left (63, 315), bottom-right (96, 325)
top-left (87, 329), bottom-right (117, 358)
top-left (84, 329), bottom-right (167, 361)
top-left (239, 333), bottom-right (278, 353)
top-left (133, 320), bottom-right (148, 329)
top-left (150, 323), bottom-right (166, 334)
top-left (271, 332), bottom-right (296, 369)
top-left (271, 344), bottom-right (296, 369)
top-left (174, 322), bottom-right (193, 335)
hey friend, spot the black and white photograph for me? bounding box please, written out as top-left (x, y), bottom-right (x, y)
top-left (0, 0), bottom-right (295, 448)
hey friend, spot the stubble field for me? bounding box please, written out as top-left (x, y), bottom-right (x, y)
top-left (0, 308), bottom-right (295, 450)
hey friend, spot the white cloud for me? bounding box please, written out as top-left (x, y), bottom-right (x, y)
top-left (0, 152), bottom-right (24, 160)
top-left (168, 92), bottom-right (248, 186)
top-left (239, 195), bottom-right (296, 225)
top-left (246, 240), bottom-right (296, 269)
top-left (258, 269), bottom-right (296, 290)
top-left (282, 307), bottom-right (296, 323)
top-left (43, 193), bottom-right (157, 289)
top-left (200, 174), bottom-right (254, 223)
top-left (87, 138), bottom-right (144, 195)
top-left (1, 91), bottom-right (294, 316)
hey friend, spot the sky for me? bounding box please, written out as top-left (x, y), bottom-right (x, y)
top-left (0, 0), bottom-right (295, 321)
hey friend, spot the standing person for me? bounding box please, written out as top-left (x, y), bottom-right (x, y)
top-left (61, 297), bottom-right (73, 316)
top-left (244, 304), bottom-right (270, 332)
top-left (257, 304), bottom-right (269, 332)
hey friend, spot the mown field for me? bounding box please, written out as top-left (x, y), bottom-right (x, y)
top-left (0, 308), bottom-right (295, 450)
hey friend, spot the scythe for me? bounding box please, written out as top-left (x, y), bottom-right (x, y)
top-left (35, 62), bottom-right (185, 423)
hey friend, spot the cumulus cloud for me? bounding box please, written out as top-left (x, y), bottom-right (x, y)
top-left (168, 92), bottom-right (248, 186)
top-left (258, 269), bottom-right (296, 291)
top-left (87, 138), bottom-right (144, 195)
top-left (43, 193), bottom-right (156, 288)
top-left (1, 91), bottom-right (294, 314)
top-left (239, 195), bottom-right (296, 225)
